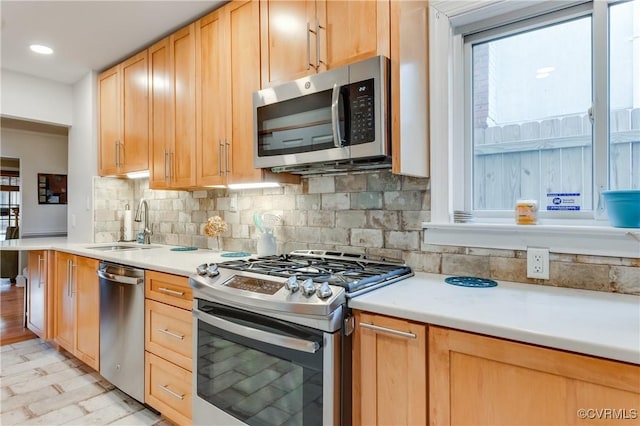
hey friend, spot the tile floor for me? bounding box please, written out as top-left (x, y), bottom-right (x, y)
top-left (1, 338), bottom-right (172, 425)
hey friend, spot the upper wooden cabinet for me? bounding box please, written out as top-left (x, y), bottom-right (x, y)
top-left (98, 50), bottom-right (149, 176)
top-left (149, 25), bottom-right (197, 189)
top-left (195, 7), bottom-right (226, 187)
top-left (196, 0), bottom-right (299, 186)
top-left (260, 0), bottom-right (390, 87)
top-left (390, 0), bottom-right (429, 177)
top-left (352, 310), bottom-right (428, 426)
top-left (429, 326), bottom-right (640, 426)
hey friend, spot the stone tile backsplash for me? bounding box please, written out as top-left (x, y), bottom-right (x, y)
top-left (93, 172), bottom-right (639, 295)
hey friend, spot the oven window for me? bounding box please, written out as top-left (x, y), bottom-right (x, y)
top-left (196, 306), bottom-right (325, 426)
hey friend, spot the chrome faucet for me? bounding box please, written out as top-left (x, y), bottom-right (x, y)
top-left (134, 199), bottom-right (152, 244)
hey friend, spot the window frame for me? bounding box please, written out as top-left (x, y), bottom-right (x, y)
top-left (424, 0), bottom-right (640, 257)
top-left (462, 2), bottom-right (604, 220)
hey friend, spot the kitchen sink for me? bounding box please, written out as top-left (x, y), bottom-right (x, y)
top-left (86, 244), bottom-right (159, 251)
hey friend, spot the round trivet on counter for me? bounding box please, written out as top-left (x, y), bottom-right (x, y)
top-left (445, 276), bottom-right (498, 288)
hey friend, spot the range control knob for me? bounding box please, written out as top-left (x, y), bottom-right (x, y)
top-left (196, 263), bottom-right (208, 276)
top-left (285, 276), bottom-right (299, 293)
top-left (302, 278), bottom-right (316, 297)
top-left (316, 282), bottom-right (333, 299)
top-left (206, 263), bottom-right (219, 277)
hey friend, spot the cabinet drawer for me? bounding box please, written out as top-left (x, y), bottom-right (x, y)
top-left (145, 299), bottom-right (192, 371)
top-left (145, 351), bottom-right (192, 425)
top-left (145, 270), bottom-right (192, 309)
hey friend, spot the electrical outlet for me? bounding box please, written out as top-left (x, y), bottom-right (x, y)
top-left (229, 195), bottom-right (238, 212)
top-left (527, 247), bottom-right (550, 279)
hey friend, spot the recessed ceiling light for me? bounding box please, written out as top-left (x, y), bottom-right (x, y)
top-left (30, 44), bottom-right (53, 55)
top-left (535, 66), bottom-right (555, 79)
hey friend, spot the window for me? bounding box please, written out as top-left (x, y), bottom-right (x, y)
top-left (463, 0), bottom-right (639, 219)
top-left (424, 0), bottom-right (639, 257)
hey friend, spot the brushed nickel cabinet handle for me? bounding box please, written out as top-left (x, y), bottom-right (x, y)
top-left (159, 384), bottom-right (184, 400)
top-left (359, 322), bottom-right (417, 339)
top-left (224, 140), bottom-right (230, 175)
top-left (158, 328), bottom-right (184, 340)
top-left (306, 21), bottom-right (311, 70)
top-left (315, 18), bottom-right (321, 69)
top-left (218, 140), bottom-right (223, 176)
top-left (70, 263), bottom-right (76, 294)
top-left (38, 255), bottom-right (44, 288)
top-left (158, 287), bottom-right (184, 296)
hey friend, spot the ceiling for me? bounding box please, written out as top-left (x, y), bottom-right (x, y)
top-left (1, 1), bottom-right (226, 85)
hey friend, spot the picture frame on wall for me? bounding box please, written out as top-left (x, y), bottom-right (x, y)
top-left (37, 173), bottom-right (67, 204)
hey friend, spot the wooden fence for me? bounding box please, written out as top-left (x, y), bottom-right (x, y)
top-left (473, 108), bottom-right (640, 210)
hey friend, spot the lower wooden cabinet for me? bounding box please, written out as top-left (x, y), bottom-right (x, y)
top-left (429, 326), bottom-right (640, 426)
top-left (144, 270), bottom-right (193, 425)
top-left (353, 312), bottom-right (640, 426)
top-left (53, 252), bottom-right (100, 371)
top-left (352, 310), bottom-right (428, 425)
top-left (145, 351), bottom-right (192, 426)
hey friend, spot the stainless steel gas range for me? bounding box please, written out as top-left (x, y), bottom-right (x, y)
top-left (189, 250), bottom-right (413, 426)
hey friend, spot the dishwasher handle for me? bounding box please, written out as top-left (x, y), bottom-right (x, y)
top-left (97, 268), bottom-right (143, 285)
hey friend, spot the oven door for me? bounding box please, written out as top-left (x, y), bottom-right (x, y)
top-left (192, 300), bottom-right (341, 426)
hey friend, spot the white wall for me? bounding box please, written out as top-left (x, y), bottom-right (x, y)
top-left (68, 72), bottom-right (98, 243)
top-left (0, 70), bottom-right (74, 126)
top-left (1, 128), bottom-right (68, 236)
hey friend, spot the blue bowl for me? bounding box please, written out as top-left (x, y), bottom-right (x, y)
top-left (602, 190), bottom-right (640, 228)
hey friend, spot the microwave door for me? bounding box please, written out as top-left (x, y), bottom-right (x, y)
top-left (255, 89), bottom-right (350, 169)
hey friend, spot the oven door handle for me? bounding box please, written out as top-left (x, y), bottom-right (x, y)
top-left (194, 309), bottom-right (320, 354)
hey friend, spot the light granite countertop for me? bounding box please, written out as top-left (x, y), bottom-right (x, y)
top-left (3, 238), bottom-right (639, 364)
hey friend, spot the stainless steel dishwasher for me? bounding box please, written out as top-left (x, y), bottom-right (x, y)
top-left (97, 261), bottom-right (145, 402)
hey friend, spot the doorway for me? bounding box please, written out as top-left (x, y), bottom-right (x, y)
top-left (0, 158), bottom-right (32, 344)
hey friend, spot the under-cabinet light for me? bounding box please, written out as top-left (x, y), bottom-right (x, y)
top-left (126, 170), bottom-right (150, 179)
top-left (227, 182), bottom-right (281, 190)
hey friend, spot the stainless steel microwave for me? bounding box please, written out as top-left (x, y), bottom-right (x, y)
top-left (253, 55), bottom-right (390, 174)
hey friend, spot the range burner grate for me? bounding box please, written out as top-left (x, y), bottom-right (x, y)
top-left (217, 251), bottom-right (413, 294)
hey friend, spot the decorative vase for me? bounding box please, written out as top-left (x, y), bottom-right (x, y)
top-left (208, 236), bottom-right (222, 252)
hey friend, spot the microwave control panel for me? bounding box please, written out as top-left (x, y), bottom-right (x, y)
top-left (348, 78), bottom-right (375, 145)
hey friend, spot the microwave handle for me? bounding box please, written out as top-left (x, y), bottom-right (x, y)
top-left (331, 83), bottom-right (344, 147)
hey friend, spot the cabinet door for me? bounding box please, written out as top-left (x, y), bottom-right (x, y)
top-left (390, 0), bottom-right (429, 177)
top-left (169, 24), bottom-right (197, 188)
top-left (353, 311), bottom-right (427, 426)
top-left (26, 250), bottom-right (47, 338)
top-left (195, 8), bottom-right (226, 186)
top-left (98, 66), bottom-right (120, 176)
top-left (120, 50), bottom-right (149, 174)
top-left (149, 38), bottom-right (171, 189)
top-left (227, 0), bottom-right (265, 184)
top-left (54, 252), bottom-right (75, 352)
top-left (320, 0), bottom-right (390, 70)
top-left (260, 0), bottom-right (317, 87)
top-left (429, 326), bottom-right (640, 426)
top-left (74, 256), bottom-right (100, 371)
